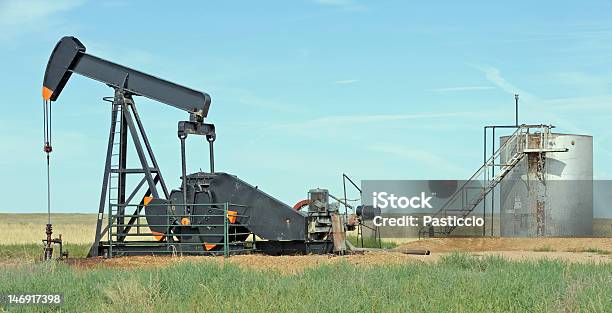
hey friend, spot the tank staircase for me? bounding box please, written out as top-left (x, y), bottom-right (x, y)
top-left (418, 124), bottom-right (562, 238)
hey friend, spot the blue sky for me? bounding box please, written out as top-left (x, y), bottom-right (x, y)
top-left (1, 0), bottom-right (611, 213)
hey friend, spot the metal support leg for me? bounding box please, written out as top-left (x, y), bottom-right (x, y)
top-left (491, 128), bottom-right (496, 236)
top-left (116, 175), bottom-right (159, 242)
top-left (483, 126), bottom-right (487, 237)
top-left (208, 138), bottom-right (215, 173)
top-left (122, 100), bottom-right (159, 198)
top-left (90, 89), bottom-right (169, 255)
top-left (131, 104), bottom-right (170, 198)
top-left (180, 135), bottom-right (188, 213)
top-left (89, 104), bottom-right (119, 257)
top-left (117, 101), bottom-right (128, 239)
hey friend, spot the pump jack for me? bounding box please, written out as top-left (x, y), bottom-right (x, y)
top-left (42, 37), bottom-right (359, 257)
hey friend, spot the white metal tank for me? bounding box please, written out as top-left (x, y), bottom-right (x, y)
top-left (499, 133), bottom-right (593, 237)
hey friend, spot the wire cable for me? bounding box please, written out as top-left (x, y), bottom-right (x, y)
top-left (43, 100), bottom-right (53, 225)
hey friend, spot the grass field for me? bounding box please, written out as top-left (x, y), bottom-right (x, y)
top-left (0, 214), bottom-right (96, 245)
top-left (0, 253), bottom-right (611, 313)
top-left (347, 235), bottom-right (398, 249)
top-left (1, 214), bottom-right (611, 312)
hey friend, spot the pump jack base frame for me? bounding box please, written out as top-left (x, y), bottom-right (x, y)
top-left (95, 240), bottom-right (334, 257)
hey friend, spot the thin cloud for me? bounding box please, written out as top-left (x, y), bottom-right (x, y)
top-left (310, 0), bottom-right (365, 10)
top-left (541, 94), bottom-right (612, 110)
top-left (554, 71), bottom-right (612, 93)
top-left (0, 0), bottom-right (83, 41)
top-left (312, 0), bottom-right (352, 5)
top-left (473, 65), bottom-right (518, 94)
top-left (368, 144), bottom-right (467, 177)
top-left (429, 86), bottom-right (495, 92)
top-left (470, 64), bottom-right (536, 101)
top-left (469, 64), bottom-right (609, 137)
top-left (298, 49), bottom-right (311, 57)
top-left (333, 79), bottom-right (359, 85)
top-left (219, 88), bottom-right (305, 114)
top-left (273, 111), bottom-right (479, 129)
top-left (86, 40), bottom-right (157, 68)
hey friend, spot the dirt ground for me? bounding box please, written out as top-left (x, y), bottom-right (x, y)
top-left (395, 237), bottom-right (612, 253)
top-left (66, 252), bottom-right (430, 274)
top-left (59, 238), bottom-right (612, 273)
top-left (3, 214), bottom-right (610, 272)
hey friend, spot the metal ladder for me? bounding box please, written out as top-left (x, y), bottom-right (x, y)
top-left (107, 101), bottom-right (123, 240)
top-left (418, 125), bottom-right (554, 238)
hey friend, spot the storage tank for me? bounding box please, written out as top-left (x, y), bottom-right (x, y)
top-left (499, 133), bottom-right (593, 237)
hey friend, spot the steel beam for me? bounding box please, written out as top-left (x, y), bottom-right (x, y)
top-left (121, 95), bottom-right (159, 199)
top-left (43, 36), bottom-right (210, 117)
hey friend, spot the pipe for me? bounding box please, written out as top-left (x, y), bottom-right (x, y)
top-left (397, 249), bottom-right (431, 255)
top-left (515, 94), bottom-right (519, 126)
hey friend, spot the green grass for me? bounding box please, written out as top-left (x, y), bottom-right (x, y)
top-left (580, 247), bottom-right (611, 255)
top-left (1, 253), bottom-right (610, 313)
top-left (346, 235), bottom-right (398, 249)
top-left (0, 214), bottom-right (96, 225)
top-left (0, 244), bottom-right (91, 261)
top-left (533, 245), bottom-right (556, 252)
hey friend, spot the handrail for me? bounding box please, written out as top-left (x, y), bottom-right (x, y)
top-left (419, 124), bottom-right (554, 237)
top-left (105, 201), bottom-right (255, 258)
